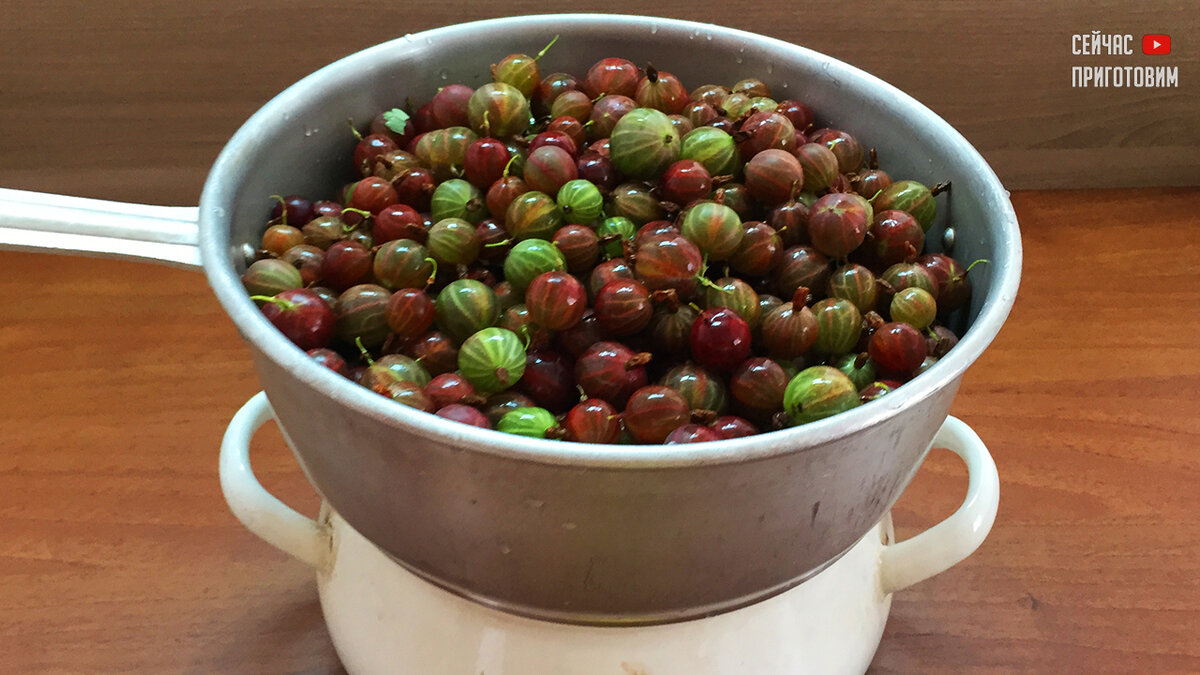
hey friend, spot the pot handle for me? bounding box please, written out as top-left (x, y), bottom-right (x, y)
top-left (219, 391), bottom-right (329, 570)
top-left (0, 187), bottom-right (201, 269)
top-left (879, 415), bottom-right (999, 594)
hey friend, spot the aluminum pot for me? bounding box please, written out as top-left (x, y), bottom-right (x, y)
top-left (0, 14), bottom-right (1021, 624)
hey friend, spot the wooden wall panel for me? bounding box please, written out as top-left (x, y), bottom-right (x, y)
top-left (0, 1), bottom-right (1196, 204)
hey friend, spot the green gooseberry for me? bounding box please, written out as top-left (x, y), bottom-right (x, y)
top-left (414, 126), bottom-right (478, 182)
top-left (427, 218), bottom-right (481, 265)
top-left (680, 201), bottom-right (743, 260)
top-left (503, 238), bottom-right (566, 292)
top-left (596, 216), bottom-right (636, 259)
top-left (827, 264), bottom-right (878, 314)
top-left (467, 83), bottom-right (531, 139)
top-left (702, 277), bottom-right (761, 328)
top-left (431, 178), bottom-right (487, 225)
top-left (891, 287), bottom-right (937, 330)
top-left (783, 366), bottom-right (860, 425)
top-left (242, 258), bottom-right (302, 299)
top-left (811, 297), bottom-right (863, 356)
top-left (874, 180), bottom-right (948, 232)
top-left (606, 182), bottom-right (665, 225)
top-left (556, 179), bottom-right (604, 225)
top-left (361, 354), bottom-right (432, 390)
top-left (680, 127), bottom-right (739, 176)
top-left (373, 238), bottom-right (434, 291)
top-left (609, 107), bottom-right (681, 180)
top-left (831, 353), bottom-right (877, 391)
top-left (434, 279), bottom-right (499, 343)
top-left (458, 327), bottom-right (526, 394)
top-left (497, 406), bottom-right (562, 439)
top-left (506, 191), bottom-right (564, 241)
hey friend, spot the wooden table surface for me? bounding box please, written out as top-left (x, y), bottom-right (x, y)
top-left (1, 188), bottom-right (1198, 673)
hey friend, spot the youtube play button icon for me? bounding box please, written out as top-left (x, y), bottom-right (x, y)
top-left (1143, 34), bottom-right (1171, 55)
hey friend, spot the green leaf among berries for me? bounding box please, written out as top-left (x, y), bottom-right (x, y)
top-left (382, 108), bottom-right (411, 134)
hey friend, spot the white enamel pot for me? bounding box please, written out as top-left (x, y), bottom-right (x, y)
top-left (221, 392), bottom-right (1000, 674)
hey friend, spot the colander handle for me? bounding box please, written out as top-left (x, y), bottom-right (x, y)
top-left (879, 415), bottom-right (1000, 594)
top-left (219, 391), bottom-right (329, 570)
top-left (0, 187), bottom-right (201, 269)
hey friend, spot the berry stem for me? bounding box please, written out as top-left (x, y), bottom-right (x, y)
top-left (963, 258), bottom-right (990, 275)
top-left (501, 154), bottom-right (518, 178)
top-left (651, 288), bottom-right (680, 313)
top-left (341, 207), bottom-right (372, 230)
top-left (791, 286), bottom-right (810, 310)
top-left (534, 35), bottom-right (560, 61)
top-left (354, 337), bottom-right (375, 366)
top-left (249, 294), bottom-right (295, 311)
top-left (864, 311), bottom-right (885, 332)
top-left (930, 181), bottom-right (951, 196)
top-left (424, 257), bottom-right (439, 286)
top-left (269, 195), bottom-right (288, 225)
top-left (347, 119), bottom-right (363, 141)
top-left (626, 352), bottom-right (653, 369)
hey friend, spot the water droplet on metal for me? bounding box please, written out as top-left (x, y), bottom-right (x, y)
top-left (735, 56), bottom-right (744, 64)
top-left (561, 522), bottom-right (577, 531)
top-left (705, 34), bottom-right (713, 41)
top-left (766, 62), bottom-right (775, 74)
top-left (524, 498), bottom-right (545, 510)
top-left (649, 24), bottom-right (658, 35)
top-left (499, 542), bottom-right (512, 554)
top-left (942, 226), bottom-right (956, 252)
top-left (439, 70), bottom-right (448, 81)
top-left (240, 243), bottom-right (255, 264)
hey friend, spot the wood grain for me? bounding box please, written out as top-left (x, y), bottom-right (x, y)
top-left (0, 2), bottom-right (1197, 195)
top-left (1, 188), bottom-right (1197, 672)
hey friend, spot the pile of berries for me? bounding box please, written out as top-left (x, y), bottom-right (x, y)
top-left (242, 39), bottom-right (981, 444)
